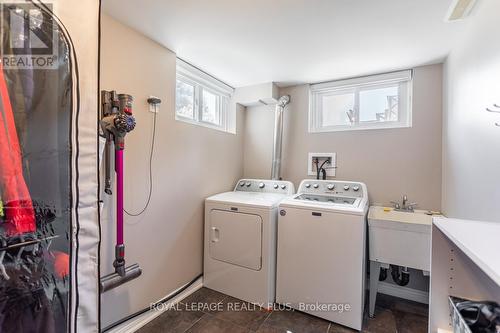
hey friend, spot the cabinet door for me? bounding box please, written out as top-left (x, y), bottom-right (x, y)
top-left (209, 209), bottom-right (262, 270)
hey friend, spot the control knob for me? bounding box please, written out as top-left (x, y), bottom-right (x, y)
top-left (343, 185), bottom-right (350, 190)
top-left (273, 184), bottom-right (279, 189)
top-left (246, 182), bottom-right (251, 187)
top-left (239, 181), bottom-right (245, 187)
top-left (305, 183), bottom-right (311, 188)
top-left (327, 184), bottom-right (335, 190)
top-left (259, 182), bottom-right (265, 189)
top-left (313, 184), bottom-right (319, 189)
top-left (281, 184), bottom-right (287, 190)
top-left (353, 186), bottom-right (360, 191)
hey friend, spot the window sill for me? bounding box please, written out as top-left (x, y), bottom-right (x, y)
top-left (309, 121), bottom-right (412, 133)
top-left (175, 115), bottom-right (235, 135)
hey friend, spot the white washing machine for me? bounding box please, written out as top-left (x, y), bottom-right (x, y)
top-left (204, 179), bottom-right (295, 307)
top-left (276, 179), bottom-right (368, 331)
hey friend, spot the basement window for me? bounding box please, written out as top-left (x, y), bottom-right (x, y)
top-left (309, 70), bottom-right (413, 132)
top-left (176, 59), bottom-right (234, 133)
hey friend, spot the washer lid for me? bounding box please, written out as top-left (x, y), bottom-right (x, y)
top-left (295, 194), bottom-right (357, 205)
top-left (206, 191), bottom-right (288, 209)
top-left (279, 195), bottom-right (367, 215)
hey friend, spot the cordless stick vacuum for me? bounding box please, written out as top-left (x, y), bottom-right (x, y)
top-left (99, 91), bottom-right (142, 292)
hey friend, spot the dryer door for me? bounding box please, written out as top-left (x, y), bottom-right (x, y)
top-left (209, 209), bottom-right (262, 270)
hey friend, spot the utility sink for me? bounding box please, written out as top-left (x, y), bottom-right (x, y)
top-left (367, 205), bottom-right (439, 316)
top-left (369, 206), bottom-right (434, 230)
top-left (368, 206), bottom-right (439, 271)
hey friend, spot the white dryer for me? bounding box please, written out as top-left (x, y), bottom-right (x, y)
top-left (204, 179), bottom-right (295, 307)
top-left (276, 179), bottom-right (368, 331)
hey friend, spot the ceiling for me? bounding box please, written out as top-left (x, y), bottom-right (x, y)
top-left (102, 0), bottom-right (471, 87)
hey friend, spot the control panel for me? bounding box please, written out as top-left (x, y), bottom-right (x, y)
top-left (298, 179), bottom-right (364, 198)
top-left (234, 179), bottom-right (295, 195)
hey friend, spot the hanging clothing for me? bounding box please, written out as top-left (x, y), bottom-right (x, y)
top-left (0, 249), bottom-right (56, 333)
top-left (0, 63), bottom-right (36, 236)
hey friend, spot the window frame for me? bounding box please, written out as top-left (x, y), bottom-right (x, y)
top-left (309, 70), bottom-right (413, 133)
top-left (199, 85), bottom-right (223, 127)
top-left (175, 75), bottom-right (197, 121)
top-left (175, 59), bottom-right (234, 133)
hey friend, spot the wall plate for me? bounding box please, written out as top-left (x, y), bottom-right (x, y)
top-left (148, 95), bottom-right (160, 113)
top-left (308, 153), bottom-right (336, 177)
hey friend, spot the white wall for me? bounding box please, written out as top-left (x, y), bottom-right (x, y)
top-left (100, 15), bottom-right (244, 327)
top-left (442, 0), bottom-right (500, 221)
top-left (243, 65), bottom-right (443, 211)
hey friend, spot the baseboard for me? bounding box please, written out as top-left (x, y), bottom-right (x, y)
top-left (376, 281), bottom-right (429, 304)
top-left (106, 277), bottom-right (203, 333)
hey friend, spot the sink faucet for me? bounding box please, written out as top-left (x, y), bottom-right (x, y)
top-left (402, 195), bottom-right (408, 208)
top-left (391, 195), bottom-right (417, 212)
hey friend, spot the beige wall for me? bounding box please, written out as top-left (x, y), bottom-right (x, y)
top-left (243, 65), bottom-right (443, 211)
top-left (243, 104), bottom-right (275, 178)
top-left (442, 0), bottom-right (500, 221)
top-left (100, 15), bottom-right (244, 327)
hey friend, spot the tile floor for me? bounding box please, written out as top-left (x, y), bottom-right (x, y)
top-left (137, 288), bottom-right (428, 333)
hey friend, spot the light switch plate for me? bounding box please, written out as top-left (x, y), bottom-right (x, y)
top-left (308, 153), bottom-right (336, 177)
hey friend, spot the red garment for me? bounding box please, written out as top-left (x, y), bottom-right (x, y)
top-left (53, 251), bottom-right (70, 279)
top-left (0, 62), bottom-right (36, 235)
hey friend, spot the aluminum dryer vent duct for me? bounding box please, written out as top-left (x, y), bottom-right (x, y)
top-left (271, 95), bottom-right (291, 180)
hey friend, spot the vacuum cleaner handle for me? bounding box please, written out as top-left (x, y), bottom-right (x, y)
top-left (113, 148), bottom-right (126, 276)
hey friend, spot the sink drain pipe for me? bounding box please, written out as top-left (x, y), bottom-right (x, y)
top-left (390, 264), bottom-right (410, 286)
top-left (379, 267), bottom-right (388, 281)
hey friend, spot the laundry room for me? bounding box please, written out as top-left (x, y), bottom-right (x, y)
top-left (0, 0), bottom-right (498, 333)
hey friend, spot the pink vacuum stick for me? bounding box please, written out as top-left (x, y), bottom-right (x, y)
top-left (114, 149), bottom-right (125, 276)
top-left (100, 91), bottom-right (141, 291)
top-left (115, 149), bottom-right (124, 246)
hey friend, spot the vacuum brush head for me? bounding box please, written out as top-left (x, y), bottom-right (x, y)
top-left (100, 263), bottom-right (142, 293)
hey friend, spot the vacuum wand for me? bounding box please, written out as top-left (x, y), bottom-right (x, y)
top-left (114, 149), bottom-right (125, 276)
top-left (100, 91), bottom-right (142, 292)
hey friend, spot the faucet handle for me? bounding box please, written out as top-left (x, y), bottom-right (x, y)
top-left (407, 202), bottom-right (418, 210)
top-left (390, 201), bottom-right (401, 209)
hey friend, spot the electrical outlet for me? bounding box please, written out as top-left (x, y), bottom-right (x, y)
top-left (148, 95), bottom-right (160, 113)
top-left (308, 153), bottom-right (336, 177)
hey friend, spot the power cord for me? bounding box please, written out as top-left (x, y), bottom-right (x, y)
top-left (317, 158), bottom-right (330, 180)
top-left (124, 104), bottom-right (157, 216)
top-left (102, 273), bottom-right (203, 332)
